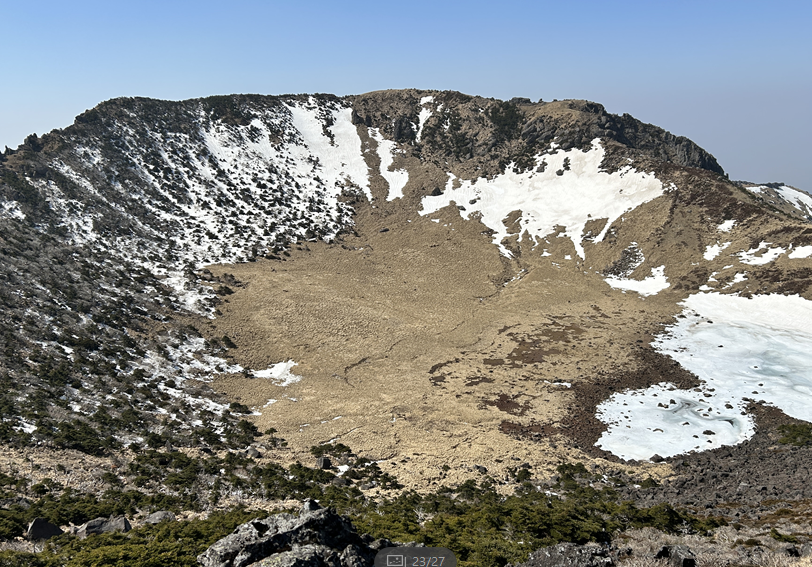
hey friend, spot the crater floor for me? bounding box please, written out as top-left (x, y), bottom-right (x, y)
top-left (201, 199), bottom-right (685, 489)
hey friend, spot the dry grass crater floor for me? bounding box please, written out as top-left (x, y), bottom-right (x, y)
top-left (201, 202), bottom-right (685, 489)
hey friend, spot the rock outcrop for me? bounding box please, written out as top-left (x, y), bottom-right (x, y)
top-left (198, 500), bottom-right (387, 567)
top-left (26, 517), bottom-right (63, 540)
top-left (76, 515), bottom-right (132, 539)
top-left (145, 511), bottom-right (177, 524)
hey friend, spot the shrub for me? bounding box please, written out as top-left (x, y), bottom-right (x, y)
top-left (777, 423), bottom-right (812, 446)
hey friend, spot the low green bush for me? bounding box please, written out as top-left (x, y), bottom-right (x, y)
top-left (777, 423), bottom-right (812, 446)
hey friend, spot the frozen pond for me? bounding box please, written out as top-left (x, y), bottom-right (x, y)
top-left (596, 293), bottom-right (812, 460)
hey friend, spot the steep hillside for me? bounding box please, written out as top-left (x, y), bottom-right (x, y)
top-left (1, 90), bottom-right (812, 537)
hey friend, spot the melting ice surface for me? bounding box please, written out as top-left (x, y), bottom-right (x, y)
top-left (596, 292), bottom-right (812, 461)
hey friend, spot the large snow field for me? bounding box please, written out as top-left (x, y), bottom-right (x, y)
top-left (596, 292), bottom-right (812, 461)
top-left (285, 101), bottom-right (372, 201)
top-left (419, 139), bottom-right (667, 258)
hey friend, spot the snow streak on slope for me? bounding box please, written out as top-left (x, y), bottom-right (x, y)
top-left (285, 101), bottom-right (371, 202)
top-left (415, 96), bottom-right (434, 142)
top-left (738, 242), bottom-right (786, 265)
top-left (369, 128), bottom-right (409, 200)
top-left (597, 293), bottom-right (812, 461)
top-left (777, 185), bottom-right (812, 218)
top-left (419, 139), bottom-right (666, 258)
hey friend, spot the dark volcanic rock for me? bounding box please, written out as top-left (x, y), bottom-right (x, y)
top-left (509, 543), bottom-right (614, 567)
top-left (655, 545), bottom-right (696, 567)
top-left (26, 517), bottom-right (63, 540)
top-left (76, 515), bottom-right (131, 538)
top-left (198, 500), bottom-right (379, 567)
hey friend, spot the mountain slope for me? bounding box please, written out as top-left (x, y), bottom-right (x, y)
top-left (1, 90), bottom-right (811, 509)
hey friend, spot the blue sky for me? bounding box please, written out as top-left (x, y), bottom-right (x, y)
top-left (2, 0), bottom-right (810, 188)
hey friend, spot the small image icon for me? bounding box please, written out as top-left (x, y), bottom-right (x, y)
top-left (387, 555), bottom-right (405, 567)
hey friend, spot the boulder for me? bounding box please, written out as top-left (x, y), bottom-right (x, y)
top-left (654, 545), bottom-right (696, 567)
top-left (76, 515), bottom-right (132, 538)
top-left (509, 543), bottom-right (614, 567)
top-left (26, 517), bottom-right (63, 540)
top-left (145, 511), bottom-right (176, 524)
top-left (198, 499), bottom-right (381, 567)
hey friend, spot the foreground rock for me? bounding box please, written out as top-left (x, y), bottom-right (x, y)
top-left (198, 500), bottom-right (387, 567)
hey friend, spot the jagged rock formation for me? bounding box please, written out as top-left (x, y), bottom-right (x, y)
top-left (198, 500), bottom-right (384, 567)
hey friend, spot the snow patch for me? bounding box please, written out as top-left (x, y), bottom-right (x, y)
top-left (254, 360), bottom-right (302, 386)
top-left (369, 128), bottom-right (409, 200)
top-left (419, 139), bottom-right (665, 258)
top-left (718, 220), bottom-right (736, 232)
top-left (597, 292), bottom-right (812, 460)
top-left (0, 200), bottom-right (25, 220)
top-left (789, 245), bottom-right (812, 259)
top-left (776, 185), bottom-right (812, 216)
top-left (604, 266), bottom-right (669, 296)
top-left (703, 242), bottom-right (731, 261)
top-left (738, 242), bottom-right (786, 265)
